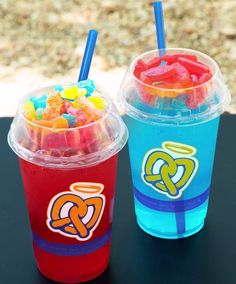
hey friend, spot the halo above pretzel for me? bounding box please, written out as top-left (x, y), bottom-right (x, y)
top-left (162, 141), bottom-right (196, 156)
top-left (70, 182), bottom-right (104, 194)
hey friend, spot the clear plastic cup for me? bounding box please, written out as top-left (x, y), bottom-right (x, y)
top-left (119, 48), bottom-right (230, 239)
top-left (8, 84), bottom-right (128, 283)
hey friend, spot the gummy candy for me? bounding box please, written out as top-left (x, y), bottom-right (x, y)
top-left (74, 97), bottom-right (102, 121)
top-left (134, 59), bottom-right (149, 79)
top-left (135, 53), bottom-right (213, 109)
top-left (177, 57), bottom-right (210, 75)
top-left (35, 108), bottom-right (44, 120)
top-left (23, 101), bottom-right (36, 120)
top-left (62, 114), bottom-right (77, 128)
top-left (62, 85), bottom-right (80, 100)
top-left (33, 116), bottom-right (69, 129)
top-left (67, 106), bottom-right (87, 126)
top-left (171, 63), bottom-right (192, 88)
top-left (199, 73), bottom-right (212, 84)
top-left (51, 116), bottom-right (69, 129)
top-left (77, 79), bottom-right (95, 96)
top-left (43, 107), bottom-right (60, 120)
top-left (54, 85), bottom-right (64, 92)
top-left (47, 92), bottom-right (63, 109)
top-left (140, 65), bottom-right (177, 82)
top-left (87, 96), bottom-right (105, 110)
top-left (24, 79), bottom-right (105, 128)
top-left (30, 95), bottom-right (47, 110)
top-left (60, 100), bottom-right (72, 114)
top-left (186, 87), bottom-right (207, 109)
top-left (146, 57), bottom-right (161, 68)
top-left (190, 74), bottom-right (199, 86)
top-left (161, 54), bottom-right (197, 64)
top-left (77, 88), bottom-right (87, 97)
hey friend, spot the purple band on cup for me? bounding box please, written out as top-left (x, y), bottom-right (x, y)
top-left (32, 229), bottom-right (112, 256)
top-left (133, 187), bottom-right (210, 212)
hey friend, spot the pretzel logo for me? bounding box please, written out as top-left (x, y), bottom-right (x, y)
top-left (142, 141), bottom-right (198, 199)
top-left (46, 182), bottom-right (105, 241)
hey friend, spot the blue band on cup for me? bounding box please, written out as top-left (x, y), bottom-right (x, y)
top-left (32, 229), bottom-right (112, 256)
top-left (133, 187), bottom-right (210, 212)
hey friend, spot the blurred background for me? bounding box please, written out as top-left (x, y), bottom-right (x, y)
top-left (0, 0), bottom-right (235, 116)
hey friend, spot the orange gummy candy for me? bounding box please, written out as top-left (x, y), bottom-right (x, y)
top-left (75, 97), bottom-right (102, 121)
top-left (42, 107), bottom-right (60, 120)
top-left (33, 116), bottom-right (69, 129)
top-left (47, 91), bottom-right (63, 109)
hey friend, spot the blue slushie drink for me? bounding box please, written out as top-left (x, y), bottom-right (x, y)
top-left (119, 48), bottom-right (230, 239)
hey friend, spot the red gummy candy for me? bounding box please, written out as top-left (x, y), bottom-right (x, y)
top-left (171, 63), bottom-right (191, 86)
top-left (140, 65), bottom-right (177, 83)
top-left (186, 87), bottom-right (207, 109)
top-left (161, 54), bottom-right (197, 64)
top-left (190, 74), bottom-right (199, 86)
top-left (134, 59), bottom-right (148, 79)
top-left (199, 72), bottom-right (212, 84)
top-left (60, 100), bottom-right (72, 114)
top-left (139, 89), bottom-right (157, 105)
top-left (178, 57), bottom-right (210, 75)
top-left (146, 57), bottom-right (161, 68)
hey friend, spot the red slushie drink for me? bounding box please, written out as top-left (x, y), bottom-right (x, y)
top-left (8, 80), bottom-right (128, 283)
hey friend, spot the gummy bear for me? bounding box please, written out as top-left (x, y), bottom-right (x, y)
top-left (42, 107), bottom-right (60, 120)
top-left (61, 85), bottom-right (81, 100)
top-left (73, 97), bottom-right (102, 121)
top-left (67, 106), bottom-right (87, 126)
top-left (33, 116), bottom-right (69, 129)
top-left (62, 114), bottom-right (77, 128)
top-left (30, 95), bottom-right (47, 110)
top-left (54, 85), bottom-right (64, 92)
top-left (35, 108), bottom-right (44, 120)
top-left (77, 79), bottom-right (95, 96)
top-left (87, 96), bottom-right (105, 110)
top-left (23, 101), bottom-right (36, 120)
top-left (47, 91), bottom-right (63, 109)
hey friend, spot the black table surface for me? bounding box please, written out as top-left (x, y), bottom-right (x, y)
top-left (1, 116), bottom-right (236, 284)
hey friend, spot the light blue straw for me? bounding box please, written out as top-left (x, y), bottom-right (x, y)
top-left (78, 29), bottom-right (98, 82)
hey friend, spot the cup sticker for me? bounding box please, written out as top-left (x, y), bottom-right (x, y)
top-left (46, 182), bottom-right (105, 241)
top-left (142, 141), bottom-right (199, 199)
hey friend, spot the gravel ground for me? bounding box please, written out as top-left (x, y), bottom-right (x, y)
top-left (0, 0), bottom-right (235, 115)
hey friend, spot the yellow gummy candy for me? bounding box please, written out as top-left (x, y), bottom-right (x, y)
top-left (87, 96), bottom-right (104, 110)
top-left (71, 101), bottom-right (79, 108)
top-left (61, 86), bottom-right (87, 100)
top-left (23, 101), bottom-right (36, 120)
top-left (77, 88), bottom-right (87, 97)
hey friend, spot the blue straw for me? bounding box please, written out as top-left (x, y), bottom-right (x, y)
top-left (154, 1), bottom-right (186, 237)
top-left (78, 29), bottom-right (98, 82)
top-left (153, 1), bottom-right (166, 50)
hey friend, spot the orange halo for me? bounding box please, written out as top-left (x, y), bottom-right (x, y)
top-left (70, 182), bottom-right (104, 194)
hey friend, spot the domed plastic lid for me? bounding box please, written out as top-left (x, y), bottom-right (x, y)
top-left (8, 84), bottom-right (128, 169)
top-left (119, 48), bottom-right (231, 126)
